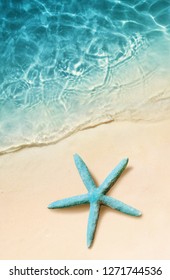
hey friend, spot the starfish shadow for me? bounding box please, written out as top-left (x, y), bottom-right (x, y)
top-left (49, 204), bottom-right (89, 215)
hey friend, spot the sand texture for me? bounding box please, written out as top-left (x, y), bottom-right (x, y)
top-left (0, 120), bottom-right (170, 259)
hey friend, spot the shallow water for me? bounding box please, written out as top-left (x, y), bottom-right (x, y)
top-left (0, 0), bottom-right (170, 153)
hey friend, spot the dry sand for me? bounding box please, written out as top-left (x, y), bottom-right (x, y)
top-left (0, 120), bottom-right (170, 259)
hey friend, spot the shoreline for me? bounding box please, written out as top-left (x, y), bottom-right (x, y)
top-left (1, 115), bottom-right (170, 156)
top-left (0, 119), bottom-right (170, 259)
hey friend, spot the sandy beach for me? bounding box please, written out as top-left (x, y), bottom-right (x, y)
top-left (0, 119), bottom-right (170, 260)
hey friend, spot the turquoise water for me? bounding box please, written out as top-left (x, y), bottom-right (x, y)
top-left (0, 0), bottom-right (170, 153)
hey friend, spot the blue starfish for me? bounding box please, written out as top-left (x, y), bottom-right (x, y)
top-left (48, 154), bottom-right (142, 248)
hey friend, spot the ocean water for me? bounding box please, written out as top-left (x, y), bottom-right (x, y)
top-left (0, 0), bottom-right (170, 153)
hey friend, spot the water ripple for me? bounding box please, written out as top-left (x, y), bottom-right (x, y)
top-left (0, 0), bottom-right (170, 153)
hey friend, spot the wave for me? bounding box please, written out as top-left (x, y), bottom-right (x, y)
top-left (0, 0), bottom-right (170, 153)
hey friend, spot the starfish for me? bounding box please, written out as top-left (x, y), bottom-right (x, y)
top-left (48, 154), bottom-right (142, 248)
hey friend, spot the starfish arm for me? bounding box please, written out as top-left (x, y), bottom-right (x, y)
top-left (74, 154), bottom-right (96, 192)
top-left (48, 194), bottom-right (89, 209)
top-left (87, 202), bottom-right (100, 248)
top-left (99, 158), bottom-right (128, 194)
top-left (101, 195), bottom-right (142, 217)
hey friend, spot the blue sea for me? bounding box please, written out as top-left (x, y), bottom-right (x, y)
top-left (0, 0), bottom-right (170, 153)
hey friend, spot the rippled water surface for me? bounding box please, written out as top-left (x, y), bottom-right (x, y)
top-left (0, 0), bottom-right (170, 153)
